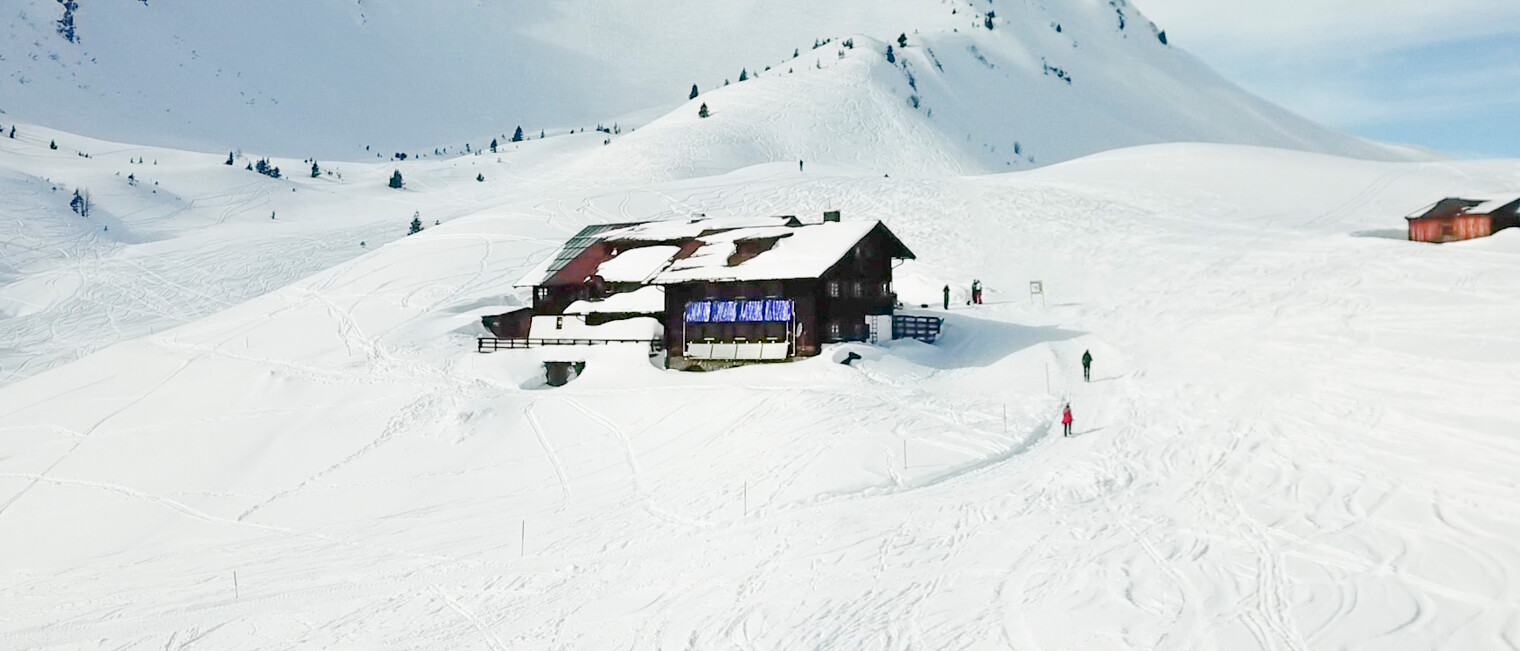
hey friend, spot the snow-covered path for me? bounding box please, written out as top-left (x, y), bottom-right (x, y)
top-left (2, 143), bottom-right (1519, 648)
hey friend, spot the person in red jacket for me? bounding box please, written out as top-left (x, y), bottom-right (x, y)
top-left (1061, 403), bottom-right (1073, 437)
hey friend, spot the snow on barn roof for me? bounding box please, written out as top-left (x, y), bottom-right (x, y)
top-left (650, 221), bottom-right (885, 284)
top-left (563, 286), bottom-right (665, 315)
top-left (1472, 197), bottom-right (1520, 214)
top-left (1405, 197), bottom-right (1520, 220)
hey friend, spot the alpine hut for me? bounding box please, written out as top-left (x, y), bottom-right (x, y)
top-left (513, 212), bottom-right (917, 369)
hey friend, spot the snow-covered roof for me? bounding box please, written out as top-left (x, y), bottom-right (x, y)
top-left (563, 286), bottom-right (665, 315)
top-left (516, 216), bottom-right (912, 288)
top-left (1472, 197), bottom-right (1520, 214)
top-left (600, 216), bottom-right (799, 242)
top-left (1406, 197), bottom-right (1520, 220)
top-left (651, 221), bottom-right (883, 284)
top-left (595, 246), bottom-right (683, 283)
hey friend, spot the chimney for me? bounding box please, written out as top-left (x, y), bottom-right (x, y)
top-left (823, 210), bottom-right (841, 223)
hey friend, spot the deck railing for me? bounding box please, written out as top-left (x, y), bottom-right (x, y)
top-left (477, 337), bottom-right (662, 354)
top-left (892, 315), bottom-right (943, 344)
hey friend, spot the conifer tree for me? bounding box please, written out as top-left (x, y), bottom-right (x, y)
top-left (698, 103), bottom-right (710, 118)
top-left (408, 211), bottom-right (424, 235)
top-left (311, 161), bottom-right (321, 178)
top-left (8, 126), bottom-right (14, 138)
top-left (225, 152), bottom-right (234, 165)
top-left (886, 45), bottom-right (896, 64)
top-left (689, 84), bottom-right (699, 99)
top-left (389, 170), bottom-right (404, 189)
top-left (490, 138), bottom-right (498, 153)
top-left (985, 11), bottom-right (996, 30)
top-left (477, 173), bottom-right (484, 182)
top-left (50, 140), bottom-right (58, 150)
top-left (512, 126), bottom-right (524, 142)
top-left (898, 33), bottom-right (908, 48)
top-left (739, 69), bottom-right (748, 81)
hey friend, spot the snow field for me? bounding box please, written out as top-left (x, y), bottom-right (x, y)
top-left (1, 135), bottom-right (1519, 647)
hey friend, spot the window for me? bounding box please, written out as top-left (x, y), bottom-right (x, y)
top-left (555, 316), bottom-right (564, 330)
top-left (827, 280), bottom-right (841, 298)
top-left (828, 320), bottom-right (841, 340)
top-left (536, 287), bottom-right (550, 301)
top-left (880, 281), bottom-right (891, 297)
top-left (851, 281), bottom-right (863, 298)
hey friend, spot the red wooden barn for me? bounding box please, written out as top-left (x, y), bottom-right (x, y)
top-left (1405, 197), bottom-right (1520, 243)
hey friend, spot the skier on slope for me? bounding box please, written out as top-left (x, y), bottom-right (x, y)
top-left (1061, 403), bottom-right (1073, 437)
top-left (1081, 350), bottom-right (1093, 382)
top-left (942, 285), bottom-right (950, 310)
top-left (971, 279), bottom-right (983, 304)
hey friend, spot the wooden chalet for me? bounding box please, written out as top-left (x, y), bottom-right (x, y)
top-left (512, 212), bottom-right (918, 369)
top-left (1406, 197), bottom-right (1520, 243)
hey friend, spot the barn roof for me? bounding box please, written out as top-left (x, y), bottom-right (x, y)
top-left (516, 215), bottom-right (914, 287)
top-left (1406, 196), bottom-right (1520, 221)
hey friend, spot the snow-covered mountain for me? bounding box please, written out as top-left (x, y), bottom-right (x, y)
top-left (5, 1), bottom-right (1519, 649)
top-left (4, 0), bottom-right (1417, 165)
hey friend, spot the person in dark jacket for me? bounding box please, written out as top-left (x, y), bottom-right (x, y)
top-left (971, 279), bottom-right (982, 304)
top-left (1062, 404), bottom-right (1073, 437)
top-left (1081, 350), bottom-right (1093, 382)
top-left (942, 285), bottom-right (950, 310)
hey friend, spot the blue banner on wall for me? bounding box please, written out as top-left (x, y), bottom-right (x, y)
top-left (684, 299), bottom-right (795, 323)
top-left (684, 301), bottom-right (712, 323)
top-left (762, 298), bottom-right (794, 322)
top-left (711, 300), bottom-right (739, 323)
top-left (739, 300), bottom-right (767, 322)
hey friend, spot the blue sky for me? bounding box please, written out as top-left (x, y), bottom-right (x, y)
top-left (1135, 0), bottom-right (1520, 159)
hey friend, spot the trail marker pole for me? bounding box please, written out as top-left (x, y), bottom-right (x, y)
top-left (1045, 363), bottom-right (1051, 394)
top-left (903, 440), bottom-right (908, 470)
top-left (1003, 404), bottom-right (1007, 433)
top-left (742, 482), bottom-right (748, 516)
top-left (520, 521), bottom-right (525, 558)
top-left (233, 571), bottom-right (239, 600)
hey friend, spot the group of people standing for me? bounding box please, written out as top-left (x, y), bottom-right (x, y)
top-left (941, 280), bottom-right (986, 309)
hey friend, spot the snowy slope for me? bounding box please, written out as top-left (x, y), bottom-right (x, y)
top-left (3, 0), bottom-right (1419, 166)
top-left (2, 134), bottom-right (1519, 649)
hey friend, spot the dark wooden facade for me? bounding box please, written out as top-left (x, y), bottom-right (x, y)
top-left (1407, 198), bottom-right (1520, 243)
top-left (660, 222), bottom-right (909, 364)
